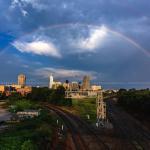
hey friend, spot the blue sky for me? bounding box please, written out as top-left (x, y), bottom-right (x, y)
top-left (0, 0), bottom-right (150, 88)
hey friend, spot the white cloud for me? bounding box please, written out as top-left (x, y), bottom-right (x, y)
top-left (74, 25), bottom-right (107, 52)
top-left (10, 0), bottom-right (30, 16)
top-left (12, 40), bottom-right (61, 58)
top-left (22, 64), bottom-right (29, 68)
top-left (21, 9), bottom-right (28, 16)
top-left (34, 67), bottom-right (97, 79)
top-left (10, 0), bottom-right (47, 11)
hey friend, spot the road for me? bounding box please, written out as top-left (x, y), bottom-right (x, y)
top-left (46, 104), bottom-right (109, 150)
top-left (0, 101), bottom-right (11, 122)
top-left (106, 99), bottom-right (150, 150)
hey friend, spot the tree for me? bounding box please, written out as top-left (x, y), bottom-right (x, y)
top-left (21, 140), bottom-right (36, 150)
top-left (48, 86), bottom-right (65, 104)
top-left (15, 100), bottom-right (33, 111)
top-left (0, 137), bottom-right (22, 150)
top-left (27, 86), bottom-right (72, 106)
top-left (117, 89), bottom-right (150, 115)
top-left (118, 88), bottom-right (127, 93)
top-left (9, 92), bottom-right (23, 101)
top-left (27, 87), bottom-right (51, 101)
top-left (0, 92), bottom-right (6, 100)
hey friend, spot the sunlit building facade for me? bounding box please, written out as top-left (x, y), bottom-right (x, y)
top-left (18, 74), bottom-right (26, 87)
top-left (0, 74), bottom-right (32, 96)
top-left (49, 75), bottom-right (54, 89)
top-left (0, 85), bottom-right (5, 93)
top-left (82, 75), bottom-right (90, 90)
top-left (52, 81), bottom-right (62, 89)
top-left (91, 85), bottom-right (102, 91)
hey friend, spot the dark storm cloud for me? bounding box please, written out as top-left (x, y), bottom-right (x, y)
top-left (1, 0), bottom-right (149, 33)
top-left (0, 0), bottom-right (150, 88)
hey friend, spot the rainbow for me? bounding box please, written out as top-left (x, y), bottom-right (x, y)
top-left (2, 23), bottom-right (150, 58)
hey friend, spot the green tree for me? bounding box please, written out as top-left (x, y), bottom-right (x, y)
top-left (117, 89), bottom-right (150, 115)
top-left (0, 137), bottom-right (22, 150)
top-left (27, 87), bottom-right (51, 101)
top-left (9, 92), bottom-right (23, 101)
top-left (14, 100), bottom-right (33, 111)
top-left (0, 92), bottom-right (6, 100)
top-left (21, 140), bottom-right (36, 150)
top-left (27, 86), bottom-right (72, 106)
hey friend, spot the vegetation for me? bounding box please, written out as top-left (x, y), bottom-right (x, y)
top-left (9, 99), bottom-right (39, 112)
top-left (0, 86), bottom-right (71, 149)
top-left (8, 92), bottom-right (24, 101)
top-left (27, 86), bottom-right (72, 106)
top-left (117, 89), bottom-right (150, 115)
top-left (5, 86), bottom-right (72, 110)
top-left (21, 140), bottom-right (36, 150)
top-left (62, 98), bottom-right (97, 123)
top-left (74, 98), bottom-right (96, 123)
top-left (0, 92), bottom-right (6, 100)
top-left (0, 109), bottom-right (55, 150)
top-left (103, 90), bottom-right (117, 98)
top-left (27, 87), bottom-right (50, 101)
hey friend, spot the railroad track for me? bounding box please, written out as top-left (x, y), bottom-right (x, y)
top-left (107, 100), bottom-right (150, 150)
top-left (46, 105), bottom-right (90, 150)
top-left (45, 104), bottom-right (109, 150)
top-left (64, 111), bottom-right (110, 150)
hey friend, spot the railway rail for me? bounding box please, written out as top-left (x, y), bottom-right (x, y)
top-left (107, 100), bottom-right (150, 150)
top-left (45, 104), bottom-right (109, 150)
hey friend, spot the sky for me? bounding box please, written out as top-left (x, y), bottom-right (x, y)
top-left (0, 0), bottom-right (150, 89)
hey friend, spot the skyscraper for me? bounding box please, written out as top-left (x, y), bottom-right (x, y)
top-left (70, 82), bottom-right (79, 91)
top-left (18, 74), bottom-right (26, 87)
top-left (82, 75), bottom-right (90, 90)
top-left (49, 74), bottom-right (53, 89)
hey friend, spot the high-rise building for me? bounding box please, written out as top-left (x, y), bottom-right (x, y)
top-left (18, 74), bottom-right (26, 87)
top-left (82, 75), bottom-right (90, 90)
top-left (49, 74), bottom-right (53, 89)
top-left (70, 82), bottom-right (79, 91)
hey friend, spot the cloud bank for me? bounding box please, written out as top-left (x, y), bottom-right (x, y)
top-left (34, 67), bottom-right (97, 80)
top-left (75, 26), bottom-right (107, 51)
top-left (0, 0), bottom-right (150, 88)
top-left (12, 40), bottom-right (61, 58)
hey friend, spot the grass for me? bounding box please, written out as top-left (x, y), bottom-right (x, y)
top-left (8, 99), bottom-right (40, 113)
top-left (61, 98), bottom-right (97, 123)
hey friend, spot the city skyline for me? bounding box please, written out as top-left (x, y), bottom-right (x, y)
top-left (1, 73), bottom-right (150, 89)
top-left (0, 1), bottom-right (150, 89)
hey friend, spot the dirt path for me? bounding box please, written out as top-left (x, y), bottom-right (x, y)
top-left (0, 101), bottom-right (11, 121)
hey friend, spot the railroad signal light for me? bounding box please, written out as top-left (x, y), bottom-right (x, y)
top-left (62, 125), bottom-right (64, 131)
top-left (57, 119), bottom-right (59, 125)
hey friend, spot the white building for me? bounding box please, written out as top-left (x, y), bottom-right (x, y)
top-left (16, 110), bottom-right (40, 119)
top-left (91, 85), bottom-right (102, 91)
top-left (49, 75), bottom-right (54, 89)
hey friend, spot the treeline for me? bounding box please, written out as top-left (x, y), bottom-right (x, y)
top-left (8, 86), bottom-right (72, 106)
top-left (117, 89), bottom-right (150, 114)
top-left (0, 92), bottom-right (6, 100)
